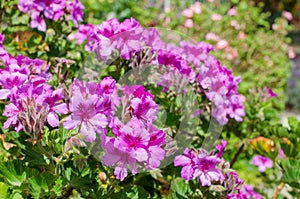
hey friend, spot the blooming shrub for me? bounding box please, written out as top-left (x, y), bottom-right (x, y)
top-left (18, 0), bottom-right (84, 31)
top-left (99, 0), bottom-right (293, 109)
top-left (0, 0), bottom-right (299, 198)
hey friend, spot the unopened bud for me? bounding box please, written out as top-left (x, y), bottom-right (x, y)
top-left (98, 172), bottom-right (107, 183)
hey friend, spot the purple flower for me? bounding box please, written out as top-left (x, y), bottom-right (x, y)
top-left (193, 150), bottom-right (224, 186)
top-left (216, 140), bottom-right (227, 158)
top-left (30, 12), bottom-right (46, 32)
top-left (68, 24), bottom-right (94, 44)
top-left (116, 18), bottom-right (143, 59)
top-left (243, 184), bottom-right (262, 199)
top-left (84, 18), bottom-right (143, 61)
top-left (18, 0), bottom-right (84, 32)
top-left (64, 81), bottom-right (109, 142)
top-left (277, 147), bottom-right (286, 159)
top-left (67, 0), bottom-right (84, 26)
top-left (18, 0), bottom-right (34, 12)
top-left (250, 155), bottom-right (273, 173)
top-left (174, 147), bottom-right (224, 186)
top-left (36, 88), bottom-right (68, 127)
top-left (174, 148), bottom-right (196, 181)
top-left (102, 118), bottom-right (166, 180)
top-left (141, 28), bottom-right (165, 51)
top-left (227, 188), bottom-right (249, 199)
top-left (266, 87), bottom-right (277, 97)
top-left (121, 85), bottom-right (159, 124)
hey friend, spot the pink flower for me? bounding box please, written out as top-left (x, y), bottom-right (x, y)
top-left (238, 32), bottom-right (247, 40)
top-left (250, 155), bottom-right (273, 173)
top-left (37, 88), bottom-right (68, 127)
top-left (63, 79), bottom-right (114, 142)
top-left (193, 151), bottom-right (224, 186)
top-left (227, 188), bottom-right (249, 199)
top-left (102, 118), bottom-right (166, 181)
top-left (175, 140), bottom-right (227, 186)
top-left (282, 10), bottom-right (293, 21)
top-left (228, 7), bottom-right (237, 16)
top-left (121, 85), bottom-right (159, 123)
top-left (243, 184), bottom-right (262, 199)
top-left (64, 93), bottom-right (108, 142)
top-left (205, 32), bottom-right (220, 41)
top-left (184, 19), bottom-right (194, 28)
top-left (182, 8), bottom-right (194, 18)
top-left (288, 47), bottom-right (296, 59)
top-left (277, 147), bottom-right (286, 159)
top-left (68, 24), bottom-right (94, 44)
top-left (216, 140), bottom-right (227, 158)
top-left (211, 13), bottom-right (222, 21)
top-left (230, 20), bottom-right (241, 30)
top-left (266, 87), bottom-right (277, 97)
top-left (67, 0), bottom-right (84, 26)
top-left (30, 12), bottom-right (46, 32)
top-left (191, 2), bottom-right (202, 14)
top-left (272, 24), bottom-right (278, 31)
top-left (216, 40), bottom-right (229, 50)
top-left (174, 148), bottom-right (196, 181)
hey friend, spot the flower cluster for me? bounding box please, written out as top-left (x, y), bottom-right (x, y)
top-left (68, 18), bottom-right (245, 125)
top-left (18, 0), bottom-right (84, 32)
top-left (174, 141), bottom-right (227, 186)
top-left (175, 141), bottom-right (262, 199)
top-left (101, 85), bottom-right (165, 180)
top-left (74, 18), bottom-right (143, 61)
top-left (102, 117), bottom-right (166, 181)
top-left (63, 77), bottom-right (119, 142)
top-left (0, 34), bottom-right (67, 138)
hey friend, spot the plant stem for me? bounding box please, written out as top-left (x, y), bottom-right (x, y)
top-left (271, 182), bottom-right (285, 199)
top-left (230, 143), bottom-right (244, 167)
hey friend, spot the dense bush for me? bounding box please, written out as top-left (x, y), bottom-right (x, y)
top-left (0, 0), bottom-right (299, 199)
top-left (155, 0), bottom-right (294, 109)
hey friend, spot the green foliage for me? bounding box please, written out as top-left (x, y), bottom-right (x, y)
top-left (0, 0), bottom-right (299, 198)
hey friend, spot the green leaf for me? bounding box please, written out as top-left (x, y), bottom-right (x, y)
top-left (282, 158), bottom-right (300, 188)
top-left (0, 182), bottom-right (9, 199)
top-left (170, 178), bottom-right (190, 198)
top-left (288, 117), bottom-right (300, 133)
top-left (0, 160), bottom-right (26, 187)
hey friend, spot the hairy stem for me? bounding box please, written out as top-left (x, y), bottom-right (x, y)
top-left (271, 182), bottom-right (285, 199)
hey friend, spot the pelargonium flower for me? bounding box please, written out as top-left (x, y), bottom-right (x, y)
top-left (18, 0), bottom-right (84, 31)
top-left (193, 150), bottom-right (224, 186)
top-left (216, 140), bottom-right (227, 158)
top-left (227, 188), bottom-right (249, 199)
top-left (0, 36), bottom-right (61, 133)
top-left (102, 118), bottom-right (166, 181)
top-left (250, 155), bottom-right (273, 173)
top-left (174, 140), bottom-right (227, 186)
top-left (67, 0), bottom-right (84, 26)
top-left (141, 28), bottom-right (165, 51)
top-left (30, 12), bottom-right (46, 32)
top-left (84, 18), bottom-right (143, 61)
top-left (63, 79), bottom-right (119, 142)
top-left (121, 85), bottom-right (159, 124)
top-left (69, 18), bottom-right (245, 125)
top-left (174, 148), bottom-right (196, 181)
top-left (36, 88), bottom-right (68, 127)
top-left (243, 184), bottom-right (262, 199)
top-left (68, 24), bottom-right (94, 44)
